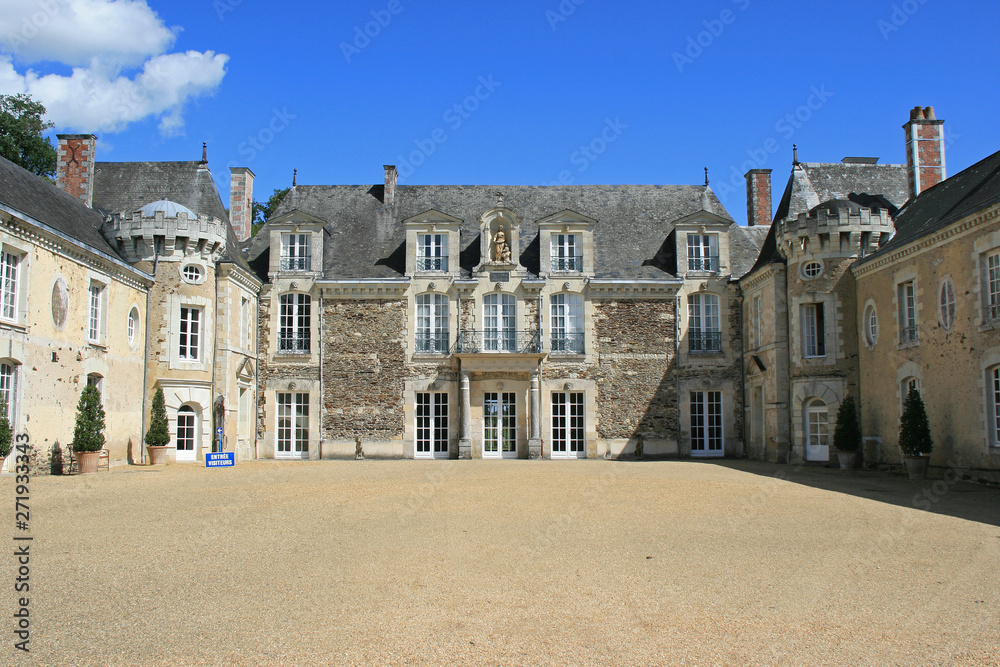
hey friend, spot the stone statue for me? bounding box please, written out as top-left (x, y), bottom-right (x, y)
top-left (492, 228), bottom-right (512, 264)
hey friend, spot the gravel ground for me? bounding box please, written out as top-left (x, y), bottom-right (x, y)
top-left (1, 459), bottom-right (999, 666)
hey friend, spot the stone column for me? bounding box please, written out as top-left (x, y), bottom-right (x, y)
top-left (528, 370), bottom-right (542, 459)
top-left (459, 369), bottom-right (472, 459)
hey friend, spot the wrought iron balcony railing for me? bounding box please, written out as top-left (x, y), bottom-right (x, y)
top-left (416, 257), bottom-right (449, 272)
top-left (551, 255), bottom-right (583, 271)
top-left (687, 256), bottom-right (720, 272)
top-left (280, 256), bottom-right (311, 271)
top-left (455, 330), bottom-right (541, 354)
top-left (985, 303), bottom-right (1000, 324)
top-left (278, 335), bottom-right (311, 353)
top-left (688, 331), bottom-right (722, 353)
top-left (899, 325), bottom-right (919, 344)
top-left (415, 333), bottom-right (450, 354)
top-left (550, 333), bottom-right (585, 354)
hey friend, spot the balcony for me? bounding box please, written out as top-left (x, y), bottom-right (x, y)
top-left (415, 333), bottom-right (450, 354)
top-left (687, 256), bottom-right (720, 272)
top-left (278, 334), bottom-right (310, 354)
top-left (550, 333), bottom-right (584, 354)
top-left (455, 330), bottom-right (541, 354)
top-left (688, 331), bottom-right (722, 353)
top-left (280, 256), bottom-right (311, 271)
top-left (417, 256), bottom-right (449, 272)
top-left (551, 255), bottom-right (583, 271)
top-left (899, 325), bottom-right (919, 345)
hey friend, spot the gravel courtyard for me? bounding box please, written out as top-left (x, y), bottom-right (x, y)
top-left (2, 459), bottom-right (999, 666)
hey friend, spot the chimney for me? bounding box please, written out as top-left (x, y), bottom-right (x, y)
top-left (745, 168), bottom-right (772, 227)
top-left (56, 134), bottom-right (97, 208)
top-left (904, 106), bottom-right (946, 198)
top-left (229, 167), bottom-right (255, 242)
top-left (384, 164), bottom-right (397, 206)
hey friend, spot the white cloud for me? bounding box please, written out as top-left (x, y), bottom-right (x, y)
top-left (0, 1), bottom-right (228, 135)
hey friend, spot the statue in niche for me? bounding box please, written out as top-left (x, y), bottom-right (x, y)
top-left (492, 228), bottom-right (512, 264)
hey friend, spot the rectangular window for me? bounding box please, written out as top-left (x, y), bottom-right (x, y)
top-left (688, 293), bottom-right (721, 352)
top-left (0, 362), bottom-right (17, 427)
top-left (802, 303), bottom-right (825, 357)
top-left (1, 252), bottom-right (20, 322)
top-left (415, 392), bottom-right (449, 457)
top-left (178, 307), bottom-right (201, 360)
top-left (991, 367), bottom-right (1000, 447)
top-left (898, 281), bottom-right (918, 343)
top-left (986, 252), bottom-right (1000, 323)
top-left (279, 294), bottom-right (311, 353)
top-left (550, 293), bottom-right (584, 354)
top-left (483, 392), bottom-right (516, 456)
top-left (280, 233), bottom-right (311, 271)
top-left (551, 392), bottom-right (584, 456)
top-left (240, 297), bottom-right (250, 350)
top-left (87, 283), bottom-right (103, 343)
top-left (416, 293), bottom-right (449, 353)
top-left (551, 234), bottom-right (581, 271)
top-left (687, 234), bottom-right (719, 272)
top-left (690, 391), bottom-right (723, 454)
top-left (276, 392), bottom-right (309, 456)
top-left (752, 295), bottom-right (762, 348)
top-left (417, 234), bottom-right (449, 272)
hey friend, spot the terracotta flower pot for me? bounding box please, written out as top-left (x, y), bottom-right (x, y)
top-left (76, 450), bottom-right (101, 474)
top-left (837, 450), bottom-right (859, 469)
top-left (146, 446), bottom-right (169, 465)
top-left (904, 455), bottom-right (929, 480)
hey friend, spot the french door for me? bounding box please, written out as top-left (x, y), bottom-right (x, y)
top-left (690, 391), bottom-right (723, 457)
top-left (483, 293), bottom-right (516, 351)
top-left (551, 392), bottom-right (585, 458)
top-left (416, 392), bottom-right (449, 458)
top-left (483, 392), bottom-right (517, 458)
top-left (277, 392), bottom-right (309, 458)
top-left (176, 406), bottom-right (197, 461)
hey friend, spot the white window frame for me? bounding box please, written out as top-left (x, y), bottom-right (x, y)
top-left (415, 293), bottom-right (449, 354)
top-left (178, 306), bottom-right (202, 360)
top-left (176, 405), bottom-right (197, 458)
top-left (687, 234), bottom-right (719, 272)
top-left (0, 251), bottom-right (20, 323)
top-left (280, 233), bottom-right (311, 271)
top-left (276, 392), bottom-right (309, 458)
top-left (551, 392), bottom-right (585, 457)
top-left (483, 293), bottom-right (517, 352)
top-left (127, 307), bottom-right (139, 346)
top-left (0, 362), bottom-right (19, 429)
top-left (87, 281), bottom-right (106, 344)
top-left (483, 392), bottom-right (517, 458)
top-left (986, 252), bottom-right (1000, 323)
top-left (550, 293), bottom-right (584, 354)
top-left (802, 303), bottom-right (826, 358)
top-left (278, 293), bottom-right (311, 353)
top-left (551, 234), bottom-right (581, 271)
top-left (417, 234), bottom-right (449, 272)
top-left (898, 280), bottom-right (918, 343)
top-left (864, 304), bottom-right (878, 347)
top-left (690, 390), bottom-right (723, 456)
top-left (989, 366), bottom-right (1000, 448)
top-left (688, 293), bottom-right (721, 353)
top-left (181, 265), bottom-right (202, 283)
top-left (415, 392), bottom-right (449, 458)
top-left (805, 399), bottom-right (829, 451)
top-left (939, 279), bottom-right (956, 330)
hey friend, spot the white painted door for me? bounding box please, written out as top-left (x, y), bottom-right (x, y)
top-left (551, 392), bottom-right (585, 458)
top-left (690, 391), bottom-right (724, 458)
top-left (483, 392), bottom-right (517, 458)
top-left (805, 399), bottom-right (830, 462)
top-left (277, 392), bottom-right (309, 459)
top-left (175, 405), bottom-right (197, 461)
top-left (416, 392), bottom-right (449, 459)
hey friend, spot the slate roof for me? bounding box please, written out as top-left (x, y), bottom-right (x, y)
top-left (92, 160), bottom-right (250, 271)
top-left (247, 182), bottom-right (768, 281)
top-left (0, 154), bottom-right (118, 257)
top-left (745, 161), bottom-right (910, 277)
top-left (856, 148), bottom-right (1000, 266)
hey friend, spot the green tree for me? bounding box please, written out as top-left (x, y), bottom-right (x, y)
top-left (72, 384), bottom-right (106, 453)
top-left (898, 388), bottom-right (933, 457)
top-left (0, 93), bottom-right (57, 178)
top-left (0, 397), bottom-right (12, 459)
top-left (833, 396), bottom-right (861, 453)
top-left (145, 386), bottom-right (170, 447)
top-left (251, 187), bottom-right (290, 237)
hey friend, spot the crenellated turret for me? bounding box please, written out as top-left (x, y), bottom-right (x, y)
top-left (775, 198), bottom-right (893, 264)
top-left (102, 199), bottom-right (229, 264)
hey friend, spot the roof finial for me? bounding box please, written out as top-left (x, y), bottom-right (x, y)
top-left (793, 144), bottom-right (799, 165)
top-left (201, 142), bottom-right (207, 163)
top-left (495, 190), bottom-right (504, 207)
top-left (292, 168), bottom-right (297, 187)
top-left (704, 167), bottom-right (709, 187)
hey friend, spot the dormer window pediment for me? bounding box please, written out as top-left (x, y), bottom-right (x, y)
top-left (537, 209), bottom-right (597, 276)
top-left (268, 209), bottom-right (326, 278)
top-left (404, 209), bottom-right (462, 276)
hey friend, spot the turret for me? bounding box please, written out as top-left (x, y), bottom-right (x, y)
top-left (775, 199), bottom-right (893, 266)
top-left (102, 200), bottom-right (228, 264)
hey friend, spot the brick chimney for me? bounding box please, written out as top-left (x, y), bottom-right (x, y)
top-left (384, 164), bottom-right (397, 206)
top-left (229, 167), bottom-right (255, 241)
top-left (745, 168), bottom-right (772, 227)
top-left (904, 106), bottom-right (946, 198)
top-left (56, 134), bottom-right (97, 208)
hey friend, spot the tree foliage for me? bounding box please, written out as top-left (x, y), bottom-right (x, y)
top-left (145, 386), bottom-right (170, 447)
top-left (73, 384), bottom-right (106, 453)
top-left (0, 397), bottom-right (12, 458)
top-left (251, 187), bottom-right (290, 237)
top-left (833, 396), bottom-right (861, 452)
top-left (898, 388), bottom-right (933, 456)
top-left (0, 93), bottom-right (57, 178)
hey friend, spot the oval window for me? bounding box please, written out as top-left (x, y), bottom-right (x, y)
top-left (802, 261), bottom-right (823, 279)
top-left (939, 279), bottom-right (955, 330)
top-left (182, 265), bottom-right (202, 282)
top-left (127, 307), bottom-right (139, 345)
top-left (864, 304), bottom-right (878, 347)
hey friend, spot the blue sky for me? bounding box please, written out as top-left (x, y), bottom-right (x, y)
top-left (1, 0), bottom-right (997, 224)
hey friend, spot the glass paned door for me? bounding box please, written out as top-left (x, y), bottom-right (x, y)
top-left (483, 294), bottom-right (516, 352)
top-left (416, 392), bottom-right (449, 458)
top-left (690, 391), bottom-right (723, 457)
top-left (176, 406), bottom-right (196, 461)
top-left (551, 392), bottom-right (585, 457)
top-left (277, 392), bottom-right (309, 458)
top-left (483, 392), bottom-right (517, 458)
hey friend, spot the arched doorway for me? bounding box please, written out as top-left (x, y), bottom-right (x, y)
top-left (176, 405), bottom-right (198, 461)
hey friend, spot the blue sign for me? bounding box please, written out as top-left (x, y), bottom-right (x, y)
top-left (215, 427), bottom-right (223, 435)
top-left (206, 452), bottom-right (235, 468)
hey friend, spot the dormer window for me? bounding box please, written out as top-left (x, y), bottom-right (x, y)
top-left (417, 234), bottom-right (449, 272)
top-left (688, 234), bottom-right (719, 272)
top-left (281, 233), bottom-right (311, 271)
top-left (551, 234), bottom-right (582, 271)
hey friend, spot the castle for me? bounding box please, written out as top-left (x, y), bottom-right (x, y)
top-left (1, 106), bottom-right (997, 482)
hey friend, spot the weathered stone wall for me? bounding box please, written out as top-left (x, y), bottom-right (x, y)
top-left (322, 299), bottom-right (407, 439)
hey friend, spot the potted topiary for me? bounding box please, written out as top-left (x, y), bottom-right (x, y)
top-left (833, 396), bottom-right (861, 469)
top-left (0, 397), bottom-right (12, 472)
top-left (899, 387), bottom-right (933, 480)
top-left (72, 384), bottom-right (105, 474)
top-left (144, 386), bottom-right (170, 465)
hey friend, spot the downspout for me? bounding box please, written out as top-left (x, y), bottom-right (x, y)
top-left (675, 293), bottom-right (683, 457)
top-left (783, 267), bottom-right (793, 464)
top-left (211, 261), bottom-right (219, 456)
top-left (319, 294), bottom-right (324, 461)
top-left (736, 288), bottom-right (746, 457)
